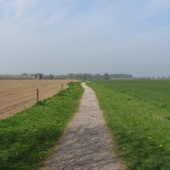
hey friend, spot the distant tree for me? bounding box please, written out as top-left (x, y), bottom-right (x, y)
top-left (38, 73), bottom-right (43, 79)
top-left (94, 74), bottom-right (102, 80)
top-left (67, 73), bottom-right (74, 79)
top-left (103, 73), bottom-right (110, 80)
top-left (49, 74), bottom-right (54, 79)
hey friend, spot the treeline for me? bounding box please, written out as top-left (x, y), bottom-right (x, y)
top-left (110, 74), bottom-right (133, 79)
top-left (58, 73), bottom-right (133, 80)
top-left (0, 73), bottom-right (133, 80)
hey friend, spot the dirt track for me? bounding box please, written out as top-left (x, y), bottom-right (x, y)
top-left (47, 82), bottom-right (124, 170)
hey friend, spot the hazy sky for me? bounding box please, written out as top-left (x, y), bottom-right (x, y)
top-left (0, 0), bottom-right (170, 77)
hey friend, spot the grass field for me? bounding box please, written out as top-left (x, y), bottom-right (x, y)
top-left (88, 80), bottom-right (170, 170)
top-left (103, 79), bottom-right (170, 108)
top-left (0, 82), bottom-right (83, 170)
top-left (0, 80), bottom-right (69, 120)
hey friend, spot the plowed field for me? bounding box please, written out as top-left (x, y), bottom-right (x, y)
top-left (0, 80), bottom-right (69, 120)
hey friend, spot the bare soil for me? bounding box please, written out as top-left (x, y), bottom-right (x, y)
top-left (46, 83), bottom-right (125, 170)
top-left (0, 80), bottom-right (69, 120)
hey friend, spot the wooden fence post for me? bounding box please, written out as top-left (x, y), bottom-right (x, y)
top-left (36, 89), bottom-right (39, 102)
top-left (61, 84), bottom-right (63, 90)
top-left (160, 93), bottom-right (162, 106)
top-left (132, 88), bottom-right (135, 95)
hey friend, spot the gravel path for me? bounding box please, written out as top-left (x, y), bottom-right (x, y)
top-left (47, 83), bottom-right (124, 170)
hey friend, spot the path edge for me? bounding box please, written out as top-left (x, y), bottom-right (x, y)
top-left (37, 83), bottom-right (85, 170)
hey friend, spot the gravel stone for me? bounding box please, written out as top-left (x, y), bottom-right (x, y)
top-left (47, 83), bottom-right (124, 170)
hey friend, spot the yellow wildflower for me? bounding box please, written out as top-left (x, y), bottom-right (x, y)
top-left (147, 137), bottom-right (152, 139)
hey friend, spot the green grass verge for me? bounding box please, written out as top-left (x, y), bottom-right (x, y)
top-left (0, 82), bottom-right (83, 170)
top-left (87, 81), bottom-right (170, 170)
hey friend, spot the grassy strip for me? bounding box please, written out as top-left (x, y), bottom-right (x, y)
top-left (0, 82), bottom-right (83, 170)
top-left (88, 81), bottom-right (170, 170)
